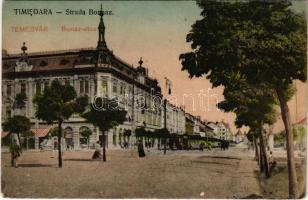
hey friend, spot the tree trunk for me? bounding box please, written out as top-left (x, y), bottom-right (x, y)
top-left (17, 133), bottom-right (22, 152)
top-left (259, 122), bottom-right (270, 178)
top-left (164, 137), bottom-right (167, 155)
top-left (259, 142), bottom-right (264, 173)
top-left (58, 120), bottom-right (63, 168)
top-left (253, 136), bottom-right (259, 164)
top-left (102, 131), bottom-right (106, 162)
top-left (276, 87), bottom-right (298, 198)
top-left (260, 136), bottom-right (270, 177)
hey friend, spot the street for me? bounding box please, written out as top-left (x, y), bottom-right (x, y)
top-left (0, 147), bottom-right (273, 198)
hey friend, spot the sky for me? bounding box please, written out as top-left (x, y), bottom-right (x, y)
top-left (2, 1), bottom-right (307, 134)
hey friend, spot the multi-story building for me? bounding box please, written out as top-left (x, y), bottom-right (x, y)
top-left (2, 7), bottom-right (162, 149)
top-left (162, 101), bottom-right (185, 135)
top-left (206, 121), bottom-right (232, 141)
top-left (185, 113), bottom-right (195, 135)
top-left (219, 121), bottom-right (232, 141)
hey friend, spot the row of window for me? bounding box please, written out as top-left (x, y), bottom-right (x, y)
top-left (5, 82), bottom-right (26, 96)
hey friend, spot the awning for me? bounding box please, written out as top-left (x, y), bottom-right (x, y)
top-left (1, 131), bottom-right (10, 138)
top-left (31, 128), bottom-right (51, 138)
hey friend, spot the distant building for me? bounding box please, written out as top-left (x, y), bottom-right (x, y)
top-left (162, 101), bottom-right (185, 135)
top-left (206, 121), bottom-right (231, 141)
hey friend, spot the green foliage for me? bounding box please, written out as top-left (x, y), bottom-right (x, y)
top-left (2, 115), bottom-right (31, 135)
top-left (218, 79), bottom-right (277, 130)
top-left (274, 133), bottom-right (285, 144)
top-left (14, 93), bottom-right (27, 109)
top-left (49, 127), bottom-right (64, 137)
top-left (204, 141), bottom-right (212, 150)
top-left (81, 98), bottom-right (127, 133)
top-left (80, 128), bottom-right (92, 139)
top-left (33, 79), bottom-right (88, 167)
top-left (274, 126), bottom-right (306, 143)
top-left (33, 79), bottom-right (87, 123)
top-left (246, 131), bottom-right (254, 142)
top-left (180, 1), bottom-right (306, 89)
top-left (292, 126), bottom-right (306, 141)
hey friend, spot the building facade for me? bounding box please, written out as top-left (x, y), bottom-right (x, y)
top-left (2, 8), bottom-right (162, 149)
top-left (2, 6), bottom-right (233, 150)
top-left (162, 101), bottom-right (186, 135)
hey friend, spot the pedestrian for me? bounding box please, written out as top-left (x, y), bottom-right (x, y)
top-left (268, 151), bottom-right (277, 174)
top-left (10, 139), bottom-right (21, 168)
top-left (92, 141), bottom-right (102, 160)
top-left (199, 142), bottom-right (204, 151)
top-left (137, 139), bottom-right (146, 157)
top-left (54, 140), bottom-right (57, 150)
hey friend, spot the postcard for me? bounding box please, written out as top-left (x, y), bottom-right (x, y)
top-left (1, 0), bottom-right (307, 199)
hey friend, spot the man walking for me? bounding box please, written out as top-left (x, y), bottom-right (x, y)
top-left (10, 139), bottom-right (21, 168)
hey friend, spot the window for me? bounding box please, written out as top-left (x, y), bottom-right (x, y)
top-left (36, 82), bottom-right (41, 94)
top-left (113, 133), bottom-right (116, 146)
top-left (44, 81), bottom-right (49, 90)
top-left (80, 79), bottom-right (84, 94)
top-left (128, 86), bottom-right (132, 96)
top-left (65, 79), bottom-right (70, 85)
top-left (20, 83), bottom-right (26, 95)
top-left (6, 106), bottom-right (11, 119)
top-left (6, 84), bottom-right (12, 96)
top-left (39, 60), bottom-right (48, 67)
top-left (101, 78), bottom-right (108, 94)
top-left (120, 83), bottom-right (125, 95)
top-left (112, 80), bottom-right (117, 93)
top-left (85, 80), bottom-right (89, 94)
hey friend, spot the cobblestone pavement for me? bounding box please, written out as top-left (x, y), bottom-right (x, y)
top-left (2, 148), bottom-right (262, 198)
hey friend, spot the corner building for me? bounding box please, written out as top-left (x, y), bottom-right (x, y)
top-left (2, 7), bottom-right (163, 149)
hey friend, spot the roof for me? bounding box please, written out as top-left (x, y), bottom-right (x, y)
top-left (1, 131), bottom-right (10, 138)
top-left (2, 47), bottom-right (162, 94)
top-left (31, 128), bottom-right (51, 138)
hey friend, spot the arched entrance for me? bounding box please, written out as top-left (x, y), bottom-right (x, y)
top-left (64, 127), bottom-right (73, 150)
top-left (79, 126), bottom-right (92, 148)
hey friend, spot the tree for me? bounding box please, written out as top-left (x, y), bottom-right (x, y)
top-left (80, 128), bottom-right (92, 148)
top-left (33, 80), bottom-right (88, 168)
top-left (180, 1), bottom-right (306, 197)
top-left (14, 93), bottom-right (27, 110)
top-left (247, 130), bottom-right (260, 164)
top-left (50, 127), bottom-right (64, 138)
top-left (81, 97), bottom-right (127, 162)
top-left (218, 81), bottom-right (277, 178)
top-left (2, 115), bottom-right (31, 151)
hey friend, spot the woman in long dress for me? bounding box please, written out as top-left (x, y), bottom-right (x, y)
top-left (137, 139), bottom-right (146, 157)
top-left (92, 141), bottom-right (102, 160)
